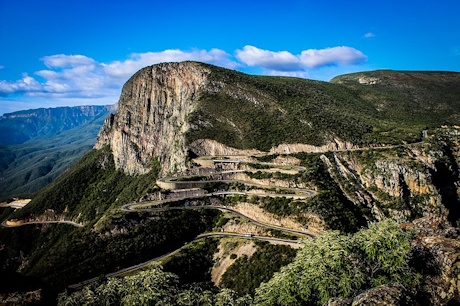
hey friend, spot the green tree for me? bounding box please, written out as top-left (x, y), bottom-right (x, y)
top-left (254, 220), bottom-right (417, 305)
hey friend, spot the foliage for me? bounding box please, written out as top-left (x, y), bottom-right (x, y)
top-left (254, 219), bottom-right (417, 305)
top-left (11, 147), bottom-right (160, 222)
top-left (353, 220), bottom-right (417, 287)
top-left (220, 242), bottom-right (297, 295)
top-left (163, 238), bottom-right (219, 284)
top-left (58, 267), bottom-right (180, 305)
top-left (186, 65), bottom-right (460, 152)
top-left (20, 209), bottom-right (220, 289)
top-left (58, 266), bottom-right (252, 306)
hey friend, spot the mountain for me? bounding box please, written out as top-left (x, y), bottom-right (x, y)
top-left (0, 105), bottom-right (116, 145)
top-left (96, 63), bottom-right (459, 176)
top-left (0, 105), bottom-right (115, 200)
top-left (1, 62), bottom-right (459, 305)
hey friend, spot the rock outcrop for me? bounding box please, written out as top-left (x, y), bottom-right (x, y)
top-left (319, 136), bottom-right (459, 223)
top-left (95, 62), bottom-right (210, 175)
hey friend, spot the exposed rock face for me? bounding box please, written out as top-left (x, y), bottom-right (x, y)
top-left (351, 284), bottom-right (406, 305)
top-left (189, 139), bottom-right (263, 157)
top-left (95, 62), bottom-right (210, 175)
top-left (325, 284), bottom-right (406, 306)
top-left (270, 138), bottom-right (357, 155)
top-left (319, 139), bottom-right (458, 223)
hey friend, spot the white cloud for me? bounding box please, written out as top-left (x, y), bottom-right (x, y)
top-left (235, 46), bottom-right (301, 71)
top-left (0, 46), bottom-right (367, 109)
top-left (41, 54), bottom-right (96, 68)
top-left (364, 32), bottom-right (375, 38)
top-left (0, 48), bottom-right (238, 100)
top-left (236, 45), bottom-right (367, 76)
top-left (300, 47), bottom-right (367, 68)
top-left (0, 73), bottom-right (43, 94)
top-left (103, 48), bottom-right (238, 79)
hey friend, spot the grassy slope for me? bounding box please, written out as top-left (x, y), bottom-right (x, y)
top-left (331, 70), bottom-right (460, 126)
top-left (10, 146), bottom-right (160, 223)
top-left (186, 65), bottom-right (459, 151)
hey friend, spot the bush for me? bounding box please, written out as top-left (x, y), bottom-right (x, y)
top-left (254, 219), bottom-right (417, 305)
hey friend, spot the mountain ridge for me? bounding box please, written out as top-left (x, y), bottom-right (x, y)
top-left (96, 62), bottom-right (460, 176)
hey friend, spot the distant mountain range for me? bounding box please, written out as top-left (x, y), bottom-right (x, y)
top-left (0, 105), bottom-right (115, 200)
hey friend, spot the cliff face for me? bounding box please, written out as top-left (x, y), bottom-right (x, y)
top-left (95, 62), bottom-right (460, 179)
top-left (321, 128), bottom-right (459, 225)
top-left (95, 62), bottom-right (210, 175)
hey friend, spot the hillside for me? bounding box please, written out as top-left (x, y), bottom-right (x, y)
top-left (96, 62), bottom-right (459, 176)
top-left (0, 105), bottom-right (115, 200)
top-left (1, 62), bottom-right (459, 305)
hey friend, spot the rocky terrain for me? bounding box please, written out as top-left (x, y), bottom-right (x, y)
top-left (1, 62), bottom-right (459, 305)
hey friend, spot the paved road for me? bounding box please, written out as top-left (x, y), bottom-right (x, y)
top-left (122, 204), bottom-right (314, 238)
top-left (2, 220), bottom-right (83, 228)
top-left (68, 232), bottom-right (303, 289)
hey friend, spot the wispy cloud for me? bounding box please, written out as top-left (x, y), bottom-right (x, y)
top-left (0, 46), bottom-right (368, 113)
top-left (0, 49), bottom-right (238, 100)
top-left (103, 48), bottom-right (240, 79)
top-left (42, 54), bottom-right (96, 68)
top-left (236, 45), bottom-right (367, 77)
top-left (364, 32), bottom-right (375, 38)
top-left (0, 66), bottom-right (4, 70)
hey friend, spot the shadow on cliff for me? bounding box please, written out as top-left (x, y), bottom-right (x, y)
top-left (430, 145), bottom-right (460, 227)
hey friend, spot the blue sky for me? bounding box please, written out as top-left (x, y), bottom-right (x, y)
top-left (1, 0), bottom-right (459, 115)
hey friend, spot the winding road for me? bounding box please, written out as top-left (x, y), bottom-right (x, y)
top-left (68, 154), bottom-right (317, 289)
top-left (1, 220), bottom-right (84, 228)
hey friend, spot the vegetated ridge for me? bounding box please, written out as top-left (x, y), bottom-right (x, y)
top-left (96, 62), bottom-right (459, 176)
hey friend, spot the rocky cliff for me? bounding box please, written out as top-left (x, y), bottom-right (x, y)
top-left (95, 62), bottom-right (460, 177)
top-left (320, 127), bottom-right (459, 226)
top-left (95, 62), bottom-right (210, 175)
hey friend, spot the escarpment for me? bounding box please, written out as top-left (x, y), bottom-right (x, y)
top-left (95, 62), bottom-right (210, 175)
top-left (96, 62), bottom-right (460, 178)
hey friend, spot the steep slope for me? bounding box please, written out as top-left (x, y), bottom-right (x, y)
top-left (0, 105), bottom-right (115, 200)
top-left (96, 62), bottom-right (460, 176)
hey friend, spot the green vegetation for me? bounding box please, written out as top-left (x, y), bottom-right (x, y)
top-left (251, 196), bottom-right (308, 218)
top-left (18, 209), bottom-right (219, 289)
top-left (59, 220), bottom-right (420, 306)
top-left (58, 267), bottom-right (253, 306)
top-left (220, 242), bottom-right (297, 295)
top-left (295, 153), bottom-right (368, 232)
top-left (186, 66), bottom-right (459, 152)
top-left (247, 162), bottom-right (271, 170)
top-left (11, 147), bottom-right (160, 222)
top-left (331, 70), bottom-right (460, 127)
top-left (0, 106), bottom-right (112, 200)
top-left (253, 154), bottom-right (279, 163)
top-left (163, 238), bottom-right (219, 284)
top-left (245, 171), bottom-right (295, 180)
top-left (254, 220), bottom-right (417, 305)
